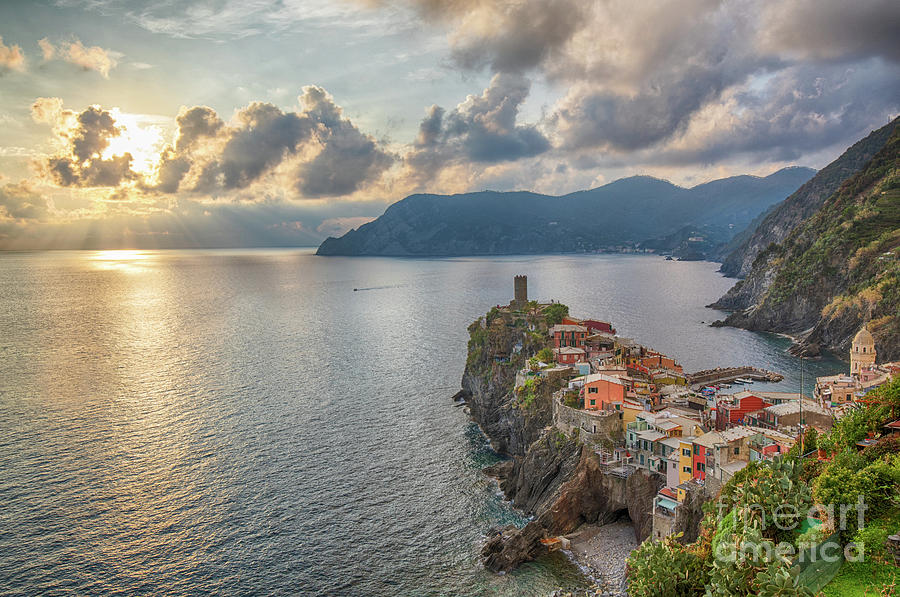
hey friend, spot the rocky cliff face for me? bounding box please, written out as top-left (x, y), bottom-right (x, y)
top-left (481, 445), bottom-right (663, 572)
top-left (460, 308), bottom-right (663, 572)
top-left (717, 119), bottom-right (898, 280)
top-left (714, 124), bottom-right (900, 362)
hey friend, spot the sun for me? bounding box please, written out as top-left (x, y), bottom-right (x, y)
top-left (100, 109), bottom-right (166, 176)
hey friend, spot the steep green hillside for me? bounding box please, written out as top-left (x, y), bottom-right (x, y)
top-left (720, 126), bottom-right (900, 361)
top-left (717, 118), bottom-right (898, 278)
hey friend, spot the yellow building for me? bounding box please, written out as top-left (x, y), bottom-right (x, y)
top-left (676, 437), bottom-right (694, 501)
top-left (621, 399), bottom-right (642, 431)
top-left (851, 326), bottom-right (876, 376)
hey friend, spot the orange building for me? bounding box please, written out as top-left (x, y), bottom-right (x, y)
top-left (554, 346), bottom-right (585, 365)
top-left (550, 324), bottom-right (588, 349)
top-left (640, 353), bottom-right (683, 374)
top-left (583, 373), bottom-right (625, 410)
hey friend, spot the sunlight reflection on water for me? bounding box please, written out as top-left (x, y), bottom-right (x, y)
top-left (0, 250), bottom-right (845, 596)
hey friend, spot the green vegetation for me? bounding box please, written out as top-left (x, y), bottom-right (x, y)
top-left (517, 377), bottom-right (538, 409)
top-left (719, 118), bottom-right (898, 279)
top-left (759, 126), bottom-right (900, 354)
top-left (627, 378), bottom-right (900, 597)
top-left (562, 390), bottom-right (581, 409)
top-left (822, 507), bottom-right (900, 597)
top-left (544, 303), bottom-right (569, 326)
top-left (536, 347), bottom-right (556, 363)
top-left (466, 319), bottom-right (488, 369)
top-left (626, 534), bottom-right (708, 596)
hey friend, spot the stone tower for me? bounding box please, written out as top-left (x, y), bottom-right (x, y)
top-left (514, 275), bottom-right (528, 308)
top-left (850, 326), bottom-right (876, 376)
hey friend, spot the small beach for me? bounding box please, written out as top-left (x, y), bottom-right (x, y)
top-left (566, 521), bottom-right (637, 596)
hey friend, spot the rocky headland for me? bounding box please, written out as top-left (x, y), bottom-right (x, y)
top-left (455, 306), bottom-right (669, 577)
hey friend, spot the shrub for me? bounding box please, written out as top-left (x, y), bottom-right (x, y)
top-left (536, 347), bottom-right (555, 363)
top-left (544, 303), bottom-right (569, 326)
top-left (627, 534), bottom-right (708, 597)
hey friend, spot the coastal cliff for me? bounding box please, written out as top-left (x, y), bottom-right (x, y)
top-left (712, 122), bottom-right (900, 361)
top-left (716, 118), bottom-right (897, 279)
top-left (458, 306), bottom-right (662, 572)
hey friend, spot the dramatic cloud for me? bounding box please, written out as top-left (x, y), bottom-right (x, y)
top-left (659, 60), bottom-right (900, 165)
top-left (758, 0), bottom-right (900, 63)
top-left (217, 102), bottom-right (313, 189)
top-left (30, 89), bottom-right (393, 200)
top-left (39, 38), bottom-right (118, 77)
top-left (396, 0), bottom-right (900, 166)
top-left (405, 73), bottom-right (549, 183)
top-left (438, 0), bottom-right (583, 73)
top-left (0, 36), bottom-right (26, 73)
top-left (1, 0), bottom-right (898, 250)
top-left (296, 87), bottom-right (395, 197)
top-left (155, 87), bottom-right (394, 197)
top-left (0, 180), bottom-right (50, 220)
top-left (174, 106), bottom-right (224, 152)
top-left (34, 101), bottom-right (135, 187)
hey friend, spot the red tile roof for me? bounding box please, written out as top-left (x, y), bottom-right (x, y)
top-left (659, 487), bottom-right (677, 499)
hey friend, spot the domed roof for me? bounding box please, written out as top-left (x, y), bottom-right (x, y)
top-left (853, 326), bottom-right (874, 346)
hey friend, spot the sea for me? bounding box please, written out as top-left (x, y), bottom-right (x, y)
top-left (0, 249), bottom-right (845, 596)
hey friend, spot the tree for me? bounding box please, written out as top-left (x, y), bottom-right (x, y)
top-left (536, 347), bottom-right (555, 363)
top-left (544, 303), bottom-right (569, 326)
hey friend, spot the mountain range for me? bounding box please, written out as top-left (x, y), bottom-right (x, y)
top-left (316, 168), bottom-right (815, 256)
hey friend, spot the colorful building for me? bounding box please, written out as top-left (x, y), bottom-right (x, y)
top-left (639, 352), bottom-right (683, 374)
top-left (850, 326), bottom-right (876, 376)
top-left (716, 391), bottom-right (773, 429)
top-left (745, 400), bottom-right (833, 432)
top-left (550, 324), bottom-right (588, 349)
top-left (554, 346), bottom-right (585, 365)
top-left (691, 431), bottom-right (722, 481)
top-left (583, 319), bottom-right (616, 335)
top-left (583, 373), bottom-right (625, 410)
top-left (676, 438), bottom-right (695, 500)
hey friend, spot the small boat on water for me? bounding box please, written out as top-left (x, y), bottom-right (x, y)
top-left (735, 377), bottom-right (754, 384)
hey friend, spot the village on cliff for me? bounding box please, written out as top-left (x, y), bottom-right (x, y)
top-left (497, 276), bottom-right (900, 544)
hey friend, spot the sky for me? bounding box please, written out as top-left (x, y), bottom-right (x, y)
top-left (0, 0), bottom-right (898, 249)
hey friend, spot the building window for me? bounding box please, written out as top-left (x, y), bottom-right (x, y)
top-left (589, 399), bottom-right (596, 406)
top-left (683, 466), bottom-right (691, 473)
top-left (733, 447), bottom-right (740, 455)
top-left (682, 448), bottom-right (690, 457)
top-left (693, 445), bottom-right (699, 455)
top-left (588, 387), bottom-right (598, 394)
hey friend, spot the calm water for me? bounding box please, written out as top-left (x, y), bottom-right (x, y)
top-left (0, 250), bottom-right (844, 596)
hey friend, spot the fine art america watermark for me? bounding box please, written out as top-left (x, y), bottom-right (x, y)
top-left (710, 495), bottom-right (869, 564)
